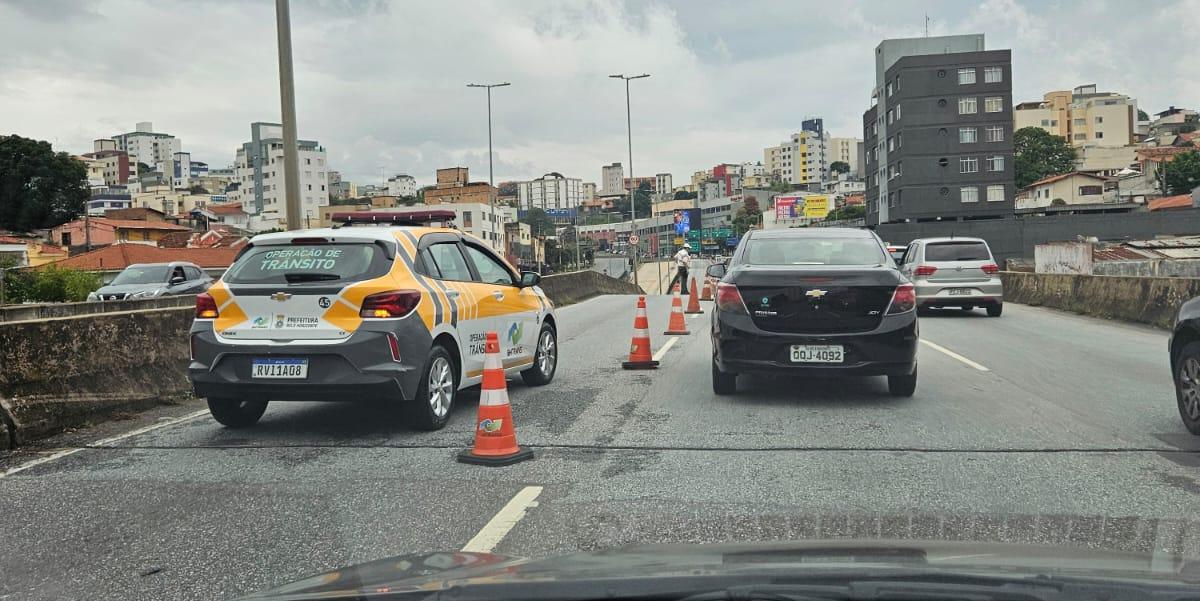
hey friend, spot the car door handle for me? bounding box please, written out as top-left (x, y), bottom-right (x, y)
top-left (445, 290), bottom-right (460, 298)
top-left (491, 290), bottom-right (505, 301)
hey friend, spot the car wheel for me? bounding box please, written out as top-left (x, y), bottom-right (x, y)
top-left (207, 397), bottom-right (268, 428)
top-left (1174, 342), bottom-right (1200, 435)
top-left (887, 365), bottom-right (917, 397)
top-left (521, 323), bottom-right (557, 386)
top-left (712, 358), bottom-right (737, 395)
top-left (986, 303), bottom-right (1003, 317)
top-left (406, 345), bottom-right (457, 431)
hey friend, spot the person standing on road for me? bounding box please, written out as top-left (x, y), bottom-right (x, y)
top-left (668, 246), bottom-right (691, 293)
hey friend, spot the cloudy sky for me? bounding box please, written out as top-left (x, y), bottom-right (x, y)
top-left (1, 0), bottom-right (1196, 188)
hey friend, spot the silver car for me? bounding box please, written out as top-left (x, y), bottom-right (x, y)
top-left (87, 261), bottom-right (213, 301)
top-left (897, 237), bottom-right (1003, 317)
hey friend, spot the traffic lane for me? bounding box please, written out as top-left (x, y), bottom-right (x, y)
top-left (916, 304), bottom-right (1188, 447)
top-left (601, 303), bottom-right (1151, 451)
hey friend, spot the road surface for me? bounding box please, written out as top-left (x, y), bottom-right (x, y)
top-left (2, 295), bottom-right (1199, 600)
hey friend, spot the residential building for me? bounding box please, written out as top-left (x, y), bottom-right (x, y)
top-left (131, 186), bottom-right (215, 217)
top-left (623, 176), bottom-right (656, 192)
top-left (80, 147), bottom-right (132, 186)
top-left (863, 34), bottom-right (1014, 224)
top-left (581, 182), bottom-right (597, 200)
top-left (386, 174), bottom-right (417, 197)
top-left (107, 122), bottom-right (181, 169)
top-left (191, 173), bottom-right (234, 195)
top-left (168, 151), bottom-right (193, 189)
top-left (1075, 145), bottom-right (1139, 177)
top-left (822, 173), bottom-right (867, 196)
top-left (1150, 106), bottom-right (1199, 137)
top-left (423, 166), bottom-right (497, 206)
top-left (364, 203), bottom-right (511, 251)
top-left (75, 154), bottom-right (106, 187)
top-left (504, 221), bottom-right (544, 270)
top-left (655, 173), bottom-right (673, 197)
top-left (356, 184), bottom-right (387, 198)
top-left (226, 122), bottom-right (329, 224)
top-left (829, 137), bottom-right (863, 177)
top-left (0, 236), bottom-right (67, 267)
top-left (764, 120), bottom-right (830, 186)
top-left (518, 172), bottom-right (583, 211)
top-left (691, 168), bottom-right (713, 189)
top-left (1013, 84), bottom-right (1137, 147)
top-left (601, 162), bottom-right (624, 195)
top-left (711, 164), bottom-right (742, 196)
top-left (49, 217), bottom-right (191, 248)
top-left (50, 245), bottom-right (240, 283)
top-left (1015, 172), bottom-right (1117, 209)
top-left (87, 186), bottom-right (133, 215)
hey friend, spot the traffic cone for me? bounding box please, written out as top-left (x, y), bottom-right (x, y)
top-left (684, 277), bottom-right (704, 314)
top-left (700, 278), bottom-right (714, 301)
top-left (663, 288), bottom-right (690, 336)
top-left (621, 296), bottom-right (660, 369)
top-left (458, 331), bottom-right (533, 466)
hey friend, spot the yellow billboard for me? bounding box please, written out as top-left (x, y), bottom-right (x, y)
top-left (803, 195), bottom-right (830, 218)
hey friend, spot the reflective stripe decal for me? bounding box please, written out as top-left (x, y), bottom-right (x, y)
top-left (398, 230), bottom-right (457, 327)
top-left (394, 235), bottom-right (444, 327)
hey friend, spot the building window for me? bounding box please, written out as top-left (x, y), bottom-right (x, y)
top-left (307, 184), bottom-right (312, 191)
top-left (986, 126), bottom-right (1004, 142)
top-left (1073, 118), bottom-right (1086, 126)
top-left (984, 66), bottom-right (1003, 83)
top-left (959, 97), bottom-right (977, 114)
top-left (894, 104), bottom-right (901, 120)
top-left (1095, 131), bottom-right (1104, 139)
top-left (887, 109), bottom-right (894, 124)
top-left (987, 185), bottom-right (1005, 202)
top-left (984, 97), bottom-right (1003, 112)
top-left (896, 132), bottom-right (902, 147)
top-left (958, 68), bottom-right (976, 85)
top-left (886, 82), bottom-right (893, 97)
top-left (1051, 120), bottom-right (1058, 126)
top-left (1095, 116), bottom-right (1104, 124)
top-left (961, 187), bottom-right (979, 203)
top-left (986, 155), bottom-right (1005, 172)
top-left (1074, 133), bottom-right (1087, 141)
top-left (888, 137), bottom-right (895, 151)
top-left (305, 158), bottom-right (311, 165)
top-left (960, 157), bottom-right (979, 173)
top-left (1079, 185), bottom-right (1103, 196)
top-left (959, 127), bottom-right (978, 143)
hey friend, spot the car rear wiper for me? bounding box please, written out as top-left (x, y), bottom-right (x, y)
top-left (283, 272), bottom-right (341, 283)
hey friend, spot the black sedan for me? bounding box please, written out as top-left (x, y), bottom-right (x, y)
top-left (1170, 296), bottom-right (1200, 434)
top-left (709, 228), bottom-right (918, 397)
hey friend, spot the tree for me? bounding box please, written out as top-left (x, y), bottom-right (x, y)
top-left (1138, 109), bottom-right (1150, 122)
top-left (830, 161), bottom-right (851, 175)
top-left (189, 184), bottom-right (209, 194)
top-left (399, 195), bottom-right (419, 206)
top-left (614, 185), bottom-right (652, 219)
top-left (732, 197), bottom-right (763, 234)
top-left (1163, 150), bottom-right (1200, 195)
top-left (521, 207), bottom-right (556, 237)
top-left (673, 190), bottom-right (697, 200)
top-left (497, 181), bottom-right (519, 197)
top-left (1014, 126), bottom-right (1077, 188)
top-left (0, 135), bottom-right (89, 232)
top-left (137, 162), bottom-right (152, 176)
top-left (769, 179), bottom-right (792, 193)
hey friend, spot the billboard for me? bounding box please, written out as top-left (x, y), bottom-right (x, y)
top-left (803, 195), bottom-right (830, 219)
top-left (774, 195), bottom-right (801, 219)
top-left (673, 208), bottom-right (700, 235)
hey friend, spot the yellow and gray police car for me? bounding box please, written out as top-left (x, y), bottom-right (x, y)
top-left (188, 210), bottom-right (557, 430)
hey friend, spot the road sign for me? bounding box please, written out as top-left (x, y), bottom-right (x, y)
top-left (629, 234), bottom-right (639, 245)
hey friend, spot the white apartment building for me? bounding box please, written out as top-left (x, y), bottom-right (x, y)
top-left (368, 203), bottom-right (512, 251)
top-left (518, 172), bottom-right (583, 211)
top-left (582, 182), bottom-right (597, 200)
top-left (227, 122), bottom-right (329, 227)
top-left (1014, 85), bottom-right (1137, 147)
top-left (387, 174), bottom-right (417, 197)
top-left (108, 122), bottom-right (181, 168)
top-left (829, 137), bottom-right (863, 177)
top-left (601, 162), bottom-right (624, 195)
top-left (655, 173), bottom-right (673, 197)
top-left (764, 129), bottom-right (830, 185)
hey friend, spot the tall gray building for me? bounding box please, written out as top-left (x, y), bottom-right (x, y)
top-left (864, 35), bottom-right (1014, 225)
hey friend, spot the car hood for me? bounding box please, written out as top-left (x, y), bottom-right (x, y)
top-left (239, 540), bottom-right (1200, 600)
top-left (94, 283), bottom-right (165, 295)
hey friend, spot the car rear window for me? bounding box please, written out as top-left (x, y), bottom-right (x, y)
top-left (222, 243), bottom-right (391, 285)
top-left (743, 237), bottom-right (886, 266)
top-left (924, 241), bottom-right (991, 262)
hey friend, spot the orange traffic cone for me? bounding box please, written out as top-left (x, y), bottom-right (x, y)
top-left (663, 288), bottom-right (690, 336)
top-left (622, 296), bottom-right (660, 369)
top-left (700, 278), bottom-right (714, 301)
top-left (684, 277), bottom-right (704, 314)
top-left (458, 331), bottom-right (533, 466)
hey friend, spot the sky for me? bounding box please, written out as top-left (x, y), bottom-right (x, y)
top-left (1, 0), bottom-right (1196, 189)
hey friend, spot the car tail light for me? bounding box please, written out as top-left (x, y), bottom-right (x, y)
top-left (195, 293), bottom-right (219, 319)
top-left (290, 237), bottom-right (328, 245)
top-left (886, 283), bottom-right (916, 315)
top-left (913, 265), bottom-right (937, 277)
top-left (386, 332), bottom-right (402, 362)
top-left (361, 290), bottom-right (421, 318)
top-left (716, 283), bottom-right (748, 314)
top-left (981, 263), bottom-right (999, 275)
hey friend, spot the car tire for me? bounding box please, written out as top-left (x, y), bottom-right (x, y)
top-left (405, 345), bottom-right (457, 431)
top-left (521, 323), bottom-right (557, 386)
top-left (1174, 341), bottom-right (1200, 435)
top-left (986, 303), bottom-right (1003, 317)
top-left (712, 358), bottom-right (737, 395)
top-left (887, 366), bottom-right (917, 397)
top-left (207, 398), bottom-right (268, 428)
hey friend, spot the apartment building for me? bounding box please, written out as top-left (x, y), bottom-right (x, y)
top-left (1013, 84), bottom-right (1137, 147)
top-left (106, 122), bottom-right (181, 168)
top-left (764, 119), bottom-right (830, 186)
top-left (829, 137), bottom-right (864, 177)
top-left (601, 162), bottom-right (624, 195)
top-left (386, 174), bottom-right (417, 197)
top-left (423, 167), bottom-right (497, 206)
top-left (655, 173), bottom-right (673, 197)
top-left (226, 122), bottom-right (329, 224)
top-left (518, 172), bottom-right (584, 211)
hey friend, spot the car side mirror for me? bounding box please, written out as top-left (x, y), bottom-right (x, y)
top-left (706, 264), bottom-right (726, 279)
top-left (519, 271), bottom-right (541, 287)
top-left (169, 276), bottom-right (185, 285)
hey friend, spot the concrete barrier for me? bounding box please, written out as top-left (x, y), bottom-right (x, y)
top-left (0, 294), bottom-right (197, 322)
top-left (538, 269), bottom-right (644, 306)
top-left (1001, 271), bottom-right (1200, 330)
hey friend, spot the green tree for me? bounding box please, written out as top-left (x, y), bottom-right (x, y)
top-left (521, 207), bottom-right (556, 237)
top-left (673, 190), bottom-right (697, 200)
top-left (732, 197), bottom-right (763, 234)
top-left (189, 184), bottom-right (209, 194)
top-left (1138, 109), bottom-right (1150, 121)
top-left (399, 195), bottom-right (419, 206)
top-left (1014, 126), bottom-right (1077, 188)
top-left (614, 183), bottom-right (652, 219)
top-left (830, 161), bottom-right (851, 175)
top-left (137, 162), bottom-right (152, 176)
top-left (769, 179), bottom-right (792, 193)
top-left (1162, 150), bottom-right (1200, 195)
top-left (0, 135), bottom-right (89, 232)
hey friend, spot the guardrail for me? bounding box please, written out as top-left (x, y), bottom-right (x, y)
top-left (0, 295), bottom-right (198, 323)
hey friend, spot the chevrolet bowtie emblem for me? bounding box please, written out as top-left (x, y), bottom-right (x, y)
top-left (270, 292), bottom-right (293, 302)
top-left (806, 289), bottom-right (828, 298)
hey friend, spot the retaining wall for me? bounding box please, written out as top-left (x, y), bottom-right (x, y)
top-left (1001, 272), bottom-right (1200, 329)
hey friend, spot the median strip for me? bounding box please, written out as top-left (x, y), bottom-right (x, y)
top-left (919, 339), bottom-right (990, 372)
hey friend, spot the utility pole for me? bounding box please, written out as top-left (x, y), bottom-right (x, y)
top-left (467, 82), bottom-right (510, 250)
top-left (275, 0), bottom-right (302, 231)
top-left (610, 73), bottom-right (650, 287)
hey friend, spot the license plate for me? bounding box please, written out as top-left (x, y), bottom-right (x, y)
top-left (790, 345), bottom-right (844, 363)
top-left (251, 358), bottom-right (308, 379)
top-left (948, 288), bottom-right (972, 295)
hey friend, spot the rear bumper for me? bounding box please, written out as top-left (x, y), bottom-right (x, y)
top-left (914, 279), bottom-right (1003, 307)
top-left (187, 319), bottom-right (433, 402)
top-left (712, 310), bottom-right (918, 377)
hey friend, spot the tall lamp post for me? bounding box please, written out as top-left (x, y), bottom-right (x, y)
top-left (275, 0), bottom-right (302, 231)
top-left (610, 73), bottom-right (649, 287)
top-left (467, 82), bottom-right (510, 249)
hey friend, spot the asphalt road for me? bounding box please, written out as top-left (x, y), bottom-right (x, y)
top-left (3, 294), bottom-right (1200, 600)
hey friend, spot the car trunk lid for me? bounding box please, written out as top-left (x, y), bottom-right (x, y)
top-left (730, 265), bottom-right (900, 334)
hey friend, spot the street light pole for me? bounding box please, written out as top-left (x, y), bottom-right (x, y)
top-left (275, 0), bottom-right (302, 231)
top-left (610, 73), bottom-right (649, 287)
top-left (467, 82), bottom-right (510, 250)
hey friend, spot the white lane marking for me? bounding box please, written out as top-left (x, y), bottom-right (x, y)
top-left (0, 409), bottom-right (209, 479)
top-left (689, 312), bottom-right (702, 319)
top-left (652, 337), bottom-right (679, 362)
top-left (461, 485), bottom-right (543, 553)
top-left (919, 339), bottom-right (990, 372)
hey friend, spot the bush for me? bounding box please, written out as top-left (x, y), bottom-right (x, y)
top-left (1, 265), bottom-right (101, 304)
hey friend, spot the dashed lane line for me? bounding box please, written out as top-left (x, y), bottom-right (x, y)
top-left (920, 339), bottom-right (990, 372)
top-left (460, 485), bottom-right (543, 553)
top-left (652, 337), bottom-right (679, 362)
